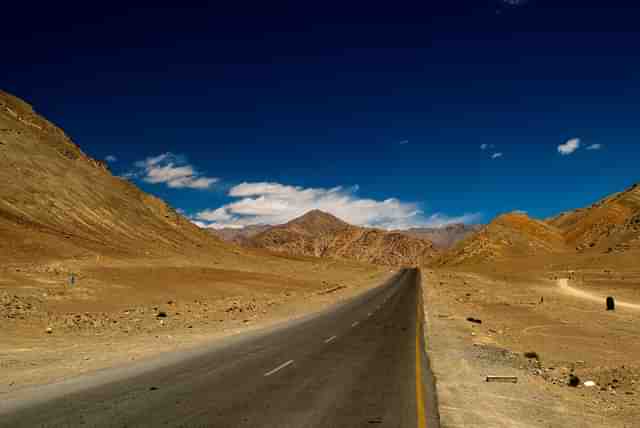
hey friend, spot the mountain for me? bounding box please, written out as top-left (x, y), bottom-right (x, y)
top-left (547, 183), bottom-right (640, 253)
top-left (436, 212), bottom-right (567, 266)
top-left (399, 223), bottom-right (483, 249)
top-left (0, 90), bottom-right (224, 263)
top-left (437, 183), bottom-right (640, 267)
top-left (248, 210), bottom-right (439, 266)
top-left (210, 225), bottom-right (271, 245)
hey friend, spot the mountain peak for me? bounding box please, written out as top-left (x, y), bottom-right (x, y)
top-left (287, 209), bottom-right (347, 225)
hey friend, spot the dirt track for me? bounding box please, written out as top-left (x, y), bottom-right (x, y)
top-left (557, 278), bottom-right (640, 311)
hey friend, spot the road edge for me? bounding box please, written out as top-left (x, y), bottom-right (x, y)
top-left (416, 268), bottom-right (442, 428)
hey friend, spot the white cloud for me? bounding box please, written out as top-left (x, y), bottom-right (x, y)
top-left (491, 152), bottom-right (503, 159)
top-left (194, 181), bottom-right (481, 230)
top-left (127, 153), bottom-right (218, 189)
top-left (105, 155), bottom-right (117, 162)
top-left (480, 143), bottom-right (495, 150)
top-left (558, 138), bottom-right (581, 155)
top-left (398, 140), bottom-right (409, 145)
top-left (586, 143), bottom-right (603, 151)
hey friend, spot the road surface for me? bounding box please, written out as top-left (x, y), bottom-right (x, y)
top-left (1, 268), bottom-right (439, 427)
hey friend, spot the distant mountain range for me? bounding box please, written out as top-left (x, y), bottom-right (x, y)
top-left (211, 210), bottom-right (443, 267)
top-left (397, 224), bottom-right (483, 249)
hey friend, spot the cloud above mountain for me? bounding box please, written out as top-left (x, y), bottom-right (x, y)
top-left (126, 153), bottom-right (219, 189)
top-left (194, 182), bottom-right (480, 230)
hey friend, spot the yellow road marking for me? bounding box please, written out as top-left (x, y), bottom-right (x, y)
top-left (416, 288), bottom-right (427, 428)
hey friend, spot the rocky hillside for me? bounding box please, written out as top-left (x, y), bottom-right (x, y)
top-left (0, 90), bottom-right (223, 263)
top-left (248, 210), bottom-right (439, 266)
top-left (211, 225), bottom-right (271, 245)
top-left (436, 212), bottom-right (567, 266)
top-left (547, 183), bottom-right (640, 254)
top-left (399, 223), bottom-right (482, 249)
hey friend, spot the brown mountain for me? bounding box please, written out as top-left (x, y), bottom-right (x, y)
top-left (210, 225), bottom-right (272, 245)
top-left (248, 210), bottom-right (439, 266)
top-left (547, 183), bottom-right (640, 253)
top-left (0, 90), bottom-right (226, 263)
top-left (436, 212), bottom-right (567, 266)
top-left (437, 183), bottom-right (640, 267)
top-left (399, 223), bottom-right (483, 249)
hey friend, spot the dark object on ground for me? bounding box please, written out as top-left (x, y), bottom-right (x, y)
top-left (466, 317), bottom-right (482, 324)
top-left (156, 311), bottom-right (168, 318)
top-left (149, 386), bottom-right (158, 391)
top-left (606, 296), bottom-right (615, 311)
top-left (568, 374), bottom-right (581, 387)
top-left (524, 351), bottom-right (539, 360)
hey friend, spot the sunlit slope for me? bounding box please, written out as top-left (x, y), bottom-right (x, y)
top-left (0, 90), bottom-right (223, 262)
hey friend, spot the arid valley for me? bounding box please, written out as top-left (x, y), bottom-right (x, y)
top-left (1, 89), bottom-right (639, 427)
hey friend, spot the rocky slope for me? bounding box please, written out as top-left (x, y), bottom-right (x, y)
top-left (248, 210), bottom-right (439, 266)
top-left (0, 90), bottom-right (224, 263)
top-left (547, 183), bottom-right (640, 253)
top-left (399, 223), bottom-right (482, 249)
top-left (210, 225), bottom-right (271, 245)
top-left (436, 212), bottom-right (567, 266)
top-left (437, 183), bottom-right (640, 266)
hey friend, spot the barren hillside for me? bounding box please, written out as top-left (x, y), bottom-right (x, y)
top-left (398, 223), bottom-right (482, 249)
top-left (436, 212), bottom-right (567, 266)
top-left (0, 90), bottom-right (227, 263)
top-left (248, 210), bottom-right (439, 266)
top-left (547, 183), bottom-right (640, 253)
top-left (210, 225), bottom-right (271, 245)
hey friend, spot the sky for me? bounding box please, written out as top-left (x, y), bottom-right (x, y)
top-left (2, 1), bottom-right (639, 229)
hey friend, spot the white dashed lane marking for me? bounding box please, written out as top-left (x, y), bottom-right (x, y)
top-left (264, 360), bottom-right (294, 377)
top-left (324, 335), bottom-right (337, 344)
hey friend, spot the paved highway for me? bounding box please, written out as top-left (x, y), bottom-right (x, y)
top-left (1, 268), bottom-right (439, 427)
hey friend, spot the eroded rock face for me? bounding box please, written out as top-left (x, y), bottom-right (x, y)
top-left (246, 210), bottom-right (439, 267)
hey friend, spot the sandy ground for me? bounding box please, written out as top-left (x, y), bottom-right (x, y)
top-left (0, 255), bottom-right (390, 394)
top-left (423, 268), bottom-right (640, 427)
top-left (558, 278), bottom-right (640, 311)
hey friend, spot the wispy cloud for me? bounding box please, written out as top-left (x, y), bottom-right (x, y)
top-left (105, 155), bottom-right (117, 162)
top-left (491, 152), bottom-right (503, 159)
top-left (480, 143), bottom-right (495, 151)
top-left (398, 139), bottom-right (410, 145)
top-left (586, 143), bottom-right (603, 151)
top-left (194, 182), bottom-right (481, 230)
top-left (558, 138), bottom-right (581, 155)
top-left (126, 153), bottom-right (218, 189)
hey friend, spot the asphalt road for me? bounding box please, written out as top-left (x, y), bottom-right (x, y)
top-left (1, 268), bottom-right (439, 428)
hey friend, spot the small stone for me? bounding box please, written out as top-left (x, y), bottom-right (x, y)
top-left (46, 327), bottom-right (53, 334)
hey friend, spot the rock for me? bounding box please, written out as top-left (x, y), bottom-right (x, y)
top-left (568, 374), bottom-right (581, 387)
top-left (466, 317), bottom-right (482, 324)
top-left (156, 311), bottom-right (167, 318)
top-left (46, 327), bottom-right (52, 334)
top-left (584, 381), bottom-right (596, 387)
top-left (524, 351), bottom-right (540, 360)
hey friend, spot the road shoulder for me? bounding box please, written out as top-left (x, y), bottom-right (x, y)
top-left (421, 270), bottom-right (611, 428)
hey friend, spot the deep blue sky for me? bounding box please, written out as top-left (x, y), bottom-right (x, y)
top-left (3, 1), bottom-right (639, 228)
